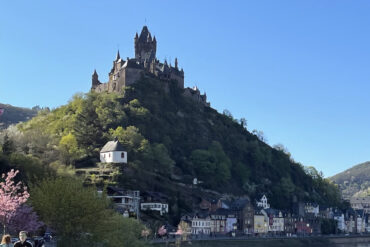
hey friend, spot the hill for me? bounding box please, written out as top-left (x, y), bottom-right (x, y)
top-left (5, 76), bottom-right (342, 221)
top-left (330, 161), bottom-right (370, 199)
top-left (0, 103), bottom-right (38, 129)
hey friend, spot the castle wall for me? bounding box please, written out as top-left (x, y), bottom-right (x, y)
top-left (94, 83), bottom-right (109, 93)
top-left (124, 67), bottom-right (143, 87)
top-left (170, 73), bottom-right (184, 88)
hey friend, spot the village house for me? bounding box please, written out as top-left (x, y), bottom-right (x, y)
top-left (230, 198), bottom-right (254, 234)
top-left (333, 211), bottom-right (346, 232)
top-left (296, 217), bottom-right (313, 235)
top-left (190, 212), bottom-right (212, 235)
top-left (199, 197), bottom-right (223, 212)
top-left (256, 195), bottom-right (270, 209)
top-left (140, 191), bottom-right (169, 216)
top-left (284, 212), bottom-right (297, 236)
top-left (100, 138), bottom-right (127, 163)
top-left (254, 210), bottom-right (268, 235)
top-left (209, 209), bottom-right (237, 235)
top-left (105, 186), bottom-right (140, 218)
top-left (351, 196), bottom-right (370, 213)
top-left (265, 208), bottom-right (284, 234)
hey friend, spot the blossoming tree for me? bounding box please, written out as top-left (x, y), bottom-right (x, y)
top-left (0, 169), bottom-right (29, 234)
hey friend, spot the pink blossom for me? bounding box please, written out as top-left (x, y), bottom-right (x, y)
top-left (0, 169), bottom-right (30, 233)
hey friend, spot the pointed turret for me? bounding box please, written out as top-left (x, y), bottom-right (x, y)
top-left (91, 69), bottom-right (101, 89)
top-left (116, 50), bottom-right (121, 60)
top-left (175, 58), bottom-right (178, 70)
top-left (153, 35), bottom-right (157, 43)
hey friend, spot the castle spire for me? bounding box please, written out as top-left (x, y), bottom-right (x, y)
top-left (153, 35), bottom-right (157, 43)
top-left (175, 58), bottom-right (178, 69)
top-left (116, 50), bottom-right (121, 60)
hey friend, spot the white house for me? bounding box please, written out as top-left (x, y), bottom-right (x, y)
top-left (257, 195), bottom-right (270, 209)
top-left (100, 138), bottom-right (127, 163)
top-left (334, 213), bottom-right (345, 232)
top-left (141, 202), bottom-right (168, 216)
top-left (191, 215), bottom-right (212, 235)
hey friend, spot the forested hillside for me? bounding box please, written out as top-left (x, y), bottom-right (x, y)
top-left (1, 76), bottom-right (342, 214)
top-left (0, 103), bottom-right (38, 129)
top-left (331, 161), bottom-right (370, 199)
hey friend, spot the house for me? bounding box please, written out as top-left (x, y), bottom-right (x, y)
top-left (230, 198), bottom-right (254, 234)
top-left (254, 210), bottom-right (268, 235)
top-left (199, 197), bottom-right (222, 212)
top-left (296, 217), bottom-right (313, 235)
top-left (284, 212), bottom-right (298, 236)
top-left (256, 195), bottom-right (270, 209)
top-left (106, 186), bottom-right (140, 218)
top-left (304, 203), bottom-right (319, 217)
top-left (100, 138), bottom-right (127, 163)
top-left (190, 212), bottom-right (212, 235)
top-left (351, 196), bottom-right (370, 213)
top-left (140, 191), bottom-right (169, 216)
top-left (333, 211), bottom-right (345, 232)
top-left (265, 208), bottom-right (284, 234)
top-left (209, 209), bottom-right (236, 234)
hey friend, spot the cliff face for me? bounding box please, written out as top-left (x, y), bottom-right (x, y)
top-left (330, 161), bottom-right (370, 199)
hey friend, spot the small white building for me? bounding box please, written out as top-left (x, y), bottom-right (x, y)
top-left (334, 213), bottom-right (345, 232)
top-left (100, 138), bottom-right (127, 163)
top-left (141, 202), bottom-right (169, 216)
top-left (257, 195), bottom-right (270, 209)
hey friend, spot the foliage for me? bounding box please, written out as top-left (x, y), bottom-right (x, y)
top-left (0, 169), bottom-right (30, 234)
top-left (10, 76), bottom-right (342, 210)
top-left (8, 204), bottom-right (44, 234)
top-left (30, 177), bottom-right (145, 247)
top-left (320, 219), bottom-right (337, 235)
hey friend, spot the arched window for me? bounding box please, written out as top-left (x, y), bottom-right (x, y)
top-left (121, 152), bottom-right (125, 158)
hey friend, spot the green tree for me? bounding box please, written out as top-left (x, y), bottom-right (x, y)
top-left (59, 133), bottom-right (81, 164)
top-left (30, 177), bottom-right (145, 247)
top-left (2, 134), bottom-right (15, 156)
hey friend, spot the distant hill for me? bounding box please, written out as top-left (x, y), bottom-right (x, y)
top-left (330, 161), bottom-right (370, 199)
top-left (0, 103), bottom-right (38, 129)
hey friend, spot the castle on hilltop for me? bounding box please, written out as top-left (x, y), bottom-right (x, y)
top-left (91, 26), bottom-right (209, 106)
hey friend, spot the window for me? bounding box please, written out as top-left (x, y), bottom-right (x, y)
top-left (121, 152), bottom-right (125, 158)
top-left (109, 153), bottom-right (111, 157)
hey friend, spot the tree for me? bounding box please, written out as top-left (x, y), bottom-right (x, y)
top-left (239, 118), bottom-right (247, 129)
top-left (2, 134), bottom-right (15, 156)
top-left (30, 177), bottom-right (145, 247)
top-left (8, 204), bottom-right (43, 234)
top-left (0, 169), bottom-right (29, 234)
top-left (59, 133), bottom-right (80, 164)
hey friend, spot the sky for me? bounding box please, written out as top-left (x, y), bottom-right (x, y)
top-left (1, 0), bottom-right (369, 177)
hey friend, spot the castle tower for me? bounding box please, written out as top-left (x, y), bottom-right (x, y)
top-left (135, 26), bottom-right (157, 63)
top-left (91, 69), bottom-right (101, 89)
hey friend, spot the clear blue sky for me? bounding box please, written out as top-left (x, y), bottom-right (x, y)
top-left (1, 1), bottom-right (369, 177)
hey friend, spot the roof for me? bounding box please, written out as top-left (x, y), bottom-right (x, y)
top-left (101, 138), bottom-right (125, 153)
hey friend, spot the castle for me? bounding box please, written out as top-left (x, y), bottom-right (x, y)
top-left (91, 26), bottom-right (209, 106)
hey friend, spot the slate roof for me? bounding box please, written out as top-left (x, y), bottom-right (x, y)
top-left (100, 138), bottom-right (125, 153)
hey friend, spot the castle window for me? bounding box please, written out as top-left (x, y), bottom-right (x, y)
top-left (121, 152), bottom-right (125, 158)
